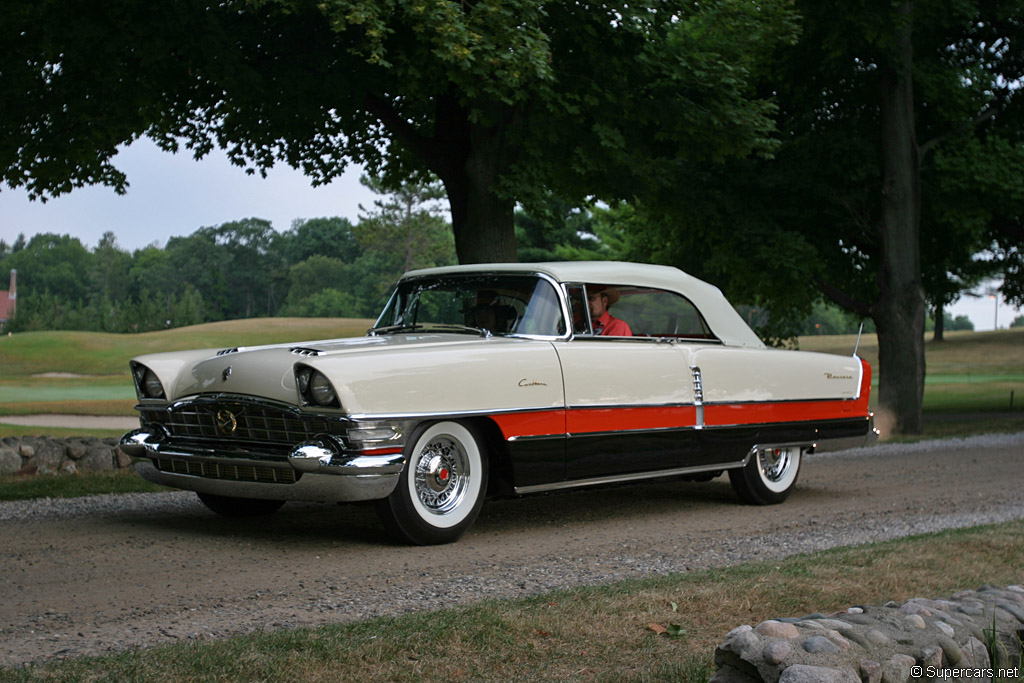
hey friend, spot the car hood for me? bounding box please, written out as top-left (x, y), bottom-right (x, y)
top-left (142, 333), bottom-right (565, 415)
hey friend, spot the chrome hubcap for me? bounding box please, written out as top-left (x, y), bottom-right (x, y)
top-left (759, 447), bottom-right (792, 482)
top-left (414, 436), bottom-right (468, 515)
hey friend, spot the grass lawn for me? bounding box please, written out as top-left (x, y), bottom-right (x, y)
top-left (0, 469), bottom-right (166, 500)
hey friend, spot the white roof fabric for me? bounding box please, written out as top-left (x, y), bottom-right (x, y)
top-left (402, 261), bottom-right (766, 348)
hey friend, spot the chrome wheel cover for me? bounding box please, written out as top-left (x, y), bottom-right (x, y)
top-left (413, 435), bottom-right (470, 516)
top-left (756, 446), bottom-right (800, 494)
top-left (759, 447), bottom-right (792, 483)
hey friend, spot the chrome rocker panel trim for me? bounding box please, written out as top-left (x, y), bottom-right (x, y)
top-left (513, 460), bottom-right (747, 495)
top-left (121, 428), bottom-right (404, 503)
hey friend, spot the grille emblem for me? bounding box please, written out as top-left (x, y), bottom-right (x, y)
top-left (216, 409), bottom-right (238, 435)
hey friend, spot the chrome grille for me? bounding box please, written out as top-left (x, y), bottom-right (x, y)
top-left (148, 401), bottom-right (329, 447)
top-left (155, 457), bottom-right (298, 484)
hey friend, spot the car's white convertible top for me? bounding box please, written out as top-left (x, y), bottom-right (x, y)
top-left (403, 261), bottom-right (766, 349)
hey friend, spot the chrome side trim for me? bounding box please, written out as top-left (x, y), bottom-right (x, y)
top-left (691, 366), bottom-right (705, 428)
top-left (349, 396), bottom-right (870, 424)
top-left (513, 461), bottom-right (745, 495)
top-left (507, 433), bottom-right (565, 443)
top-left (700, 396), bottom-right (862, 407)
top-left (566, 402), bottom-right (694, 411)
top-left (347, 404), bottom-right (561, 422)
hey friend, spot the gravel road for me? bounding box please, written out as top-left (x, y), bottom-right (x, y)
top-left (2, 433), bottom-right (1022, 667)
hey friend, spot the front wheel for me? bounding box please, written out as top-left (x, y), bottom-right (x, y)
top-left (375, 421), bottom-right (487, 545)
top-left (728, 446), bottom-right (801, 505)
top-left (197, 492), bottom-right (286, 517)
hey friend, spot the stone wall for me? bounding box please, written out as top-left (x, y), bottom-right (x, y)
top-left (711, 585), bottom-right (1024, 682)
top-left (0, 436), bottom-right (132, 476)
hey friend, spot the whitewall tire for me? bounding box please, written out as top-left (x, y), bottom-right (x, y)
top-left (375, 421), bottom-right (488, 545)
top-left (728, 446), bottom-right (801, 505)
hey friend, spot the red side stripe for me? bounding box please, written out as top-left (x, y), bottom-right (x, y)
top-left (490, 410), bottom-right (566, 440)
top-left (703, 400), bottom-right (859, 427)
top-left (489, 359), bottom-right (873, 439)
top-left (566, 405), bottom-right (698, 434)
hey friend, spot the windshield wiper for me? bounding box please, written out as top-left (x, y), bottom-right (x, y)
top-left (420, 323), bottom-right (492, 337)
top-left (367, 323), bottom-right (422, 336)
top-left (367, 323), bottom-right (492, 338)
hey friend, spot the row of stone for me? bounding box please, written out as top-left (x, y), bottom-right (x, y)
top-left (711, 584), bottom-right (1024, 682)
top-left (0, 436), bottom-right (132, 475)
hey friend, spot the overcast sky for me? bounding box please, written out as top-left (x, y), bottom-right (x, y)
top-left (0, 138), bottom-right (377, 253)
top-left (0, 138), bottom-right (1020, 330)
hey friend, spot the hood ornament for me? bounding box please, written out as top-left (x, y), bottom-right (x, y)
top-left (222, 366), bottom-right (232, 382)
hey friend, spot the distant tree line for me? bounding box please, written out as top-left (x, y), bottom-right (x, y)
top-left (0, 177), bottom-right (455, 333)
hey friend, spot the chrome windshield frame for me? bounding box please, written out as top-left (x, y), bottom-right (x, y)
top-left (370, 270), bottom-right (573, 342)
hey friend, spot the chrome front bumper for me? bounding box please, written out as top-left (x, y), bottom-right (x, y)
top-left (121, 428), bottom-right (405, 503)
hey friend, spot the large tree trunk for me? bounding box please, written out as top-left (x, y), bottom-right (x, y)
top-left (366, 91), bottom-right (519, 264)
top-left (874, 0), bottom-right (926, 435)
top-left (443, 129), bottom-right (517, 264)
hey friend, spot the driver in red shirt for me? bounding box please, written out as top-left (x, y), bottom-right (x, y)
top-left (588, 286), bottom-right (632, 336)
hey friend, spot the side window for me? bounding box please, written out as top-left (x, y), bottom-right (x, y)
top-left (611, 287), bottom-right (714, 339)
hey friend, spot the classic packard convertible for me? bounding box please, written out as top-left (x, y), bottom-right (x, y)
top-left (120, 262), bottom-right (878, 544)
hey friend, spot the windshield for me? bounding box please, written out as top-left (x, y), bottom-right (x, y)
top-left (372, 274), bottom-right (566, 337)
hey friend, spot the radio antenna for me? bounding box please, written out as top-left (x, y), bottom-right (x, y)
top-left (853, 322), bottom-right (864, 357)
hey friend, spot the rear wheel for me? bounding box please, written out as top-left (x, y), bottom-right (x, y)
top-left (729, 446), bottom-right (801, 505)
top-left (197, 493), bottom-right (286, 518)
top-left (375, 421), bottom-right (487, 545)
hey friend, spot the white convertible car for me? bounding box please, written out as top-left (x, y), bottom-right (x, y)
top-left (121, 262), bottom-right (878, 544)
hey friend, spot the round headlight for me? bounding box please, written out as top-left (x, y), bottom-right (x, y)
top-left (143, 369), bottom-right (165, 399)
top-left (309, 371), bottom-right (337, 407)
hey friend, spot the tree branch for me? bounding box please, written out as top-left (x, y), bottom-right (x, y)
top-left (362, 93), bottom-right (449, 174)
top-left (814, 277), bottom-right (874, 318)
top-left (919, 106), bottom-right (997, 162)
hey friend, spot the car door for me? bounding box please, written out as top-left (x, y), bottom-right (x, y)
top-left (554, 283), bottom-right (713, 481)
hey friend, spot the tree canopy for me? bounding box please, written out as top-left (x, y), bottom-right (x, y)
top-left (1, 0), bottom-right (797, 262)
top-left (618, 0), bottom-right (1024, 433)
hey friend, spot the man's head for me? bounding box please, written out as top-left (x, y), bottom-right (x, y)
top-left (587, 286), bottom-right (620, 318)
